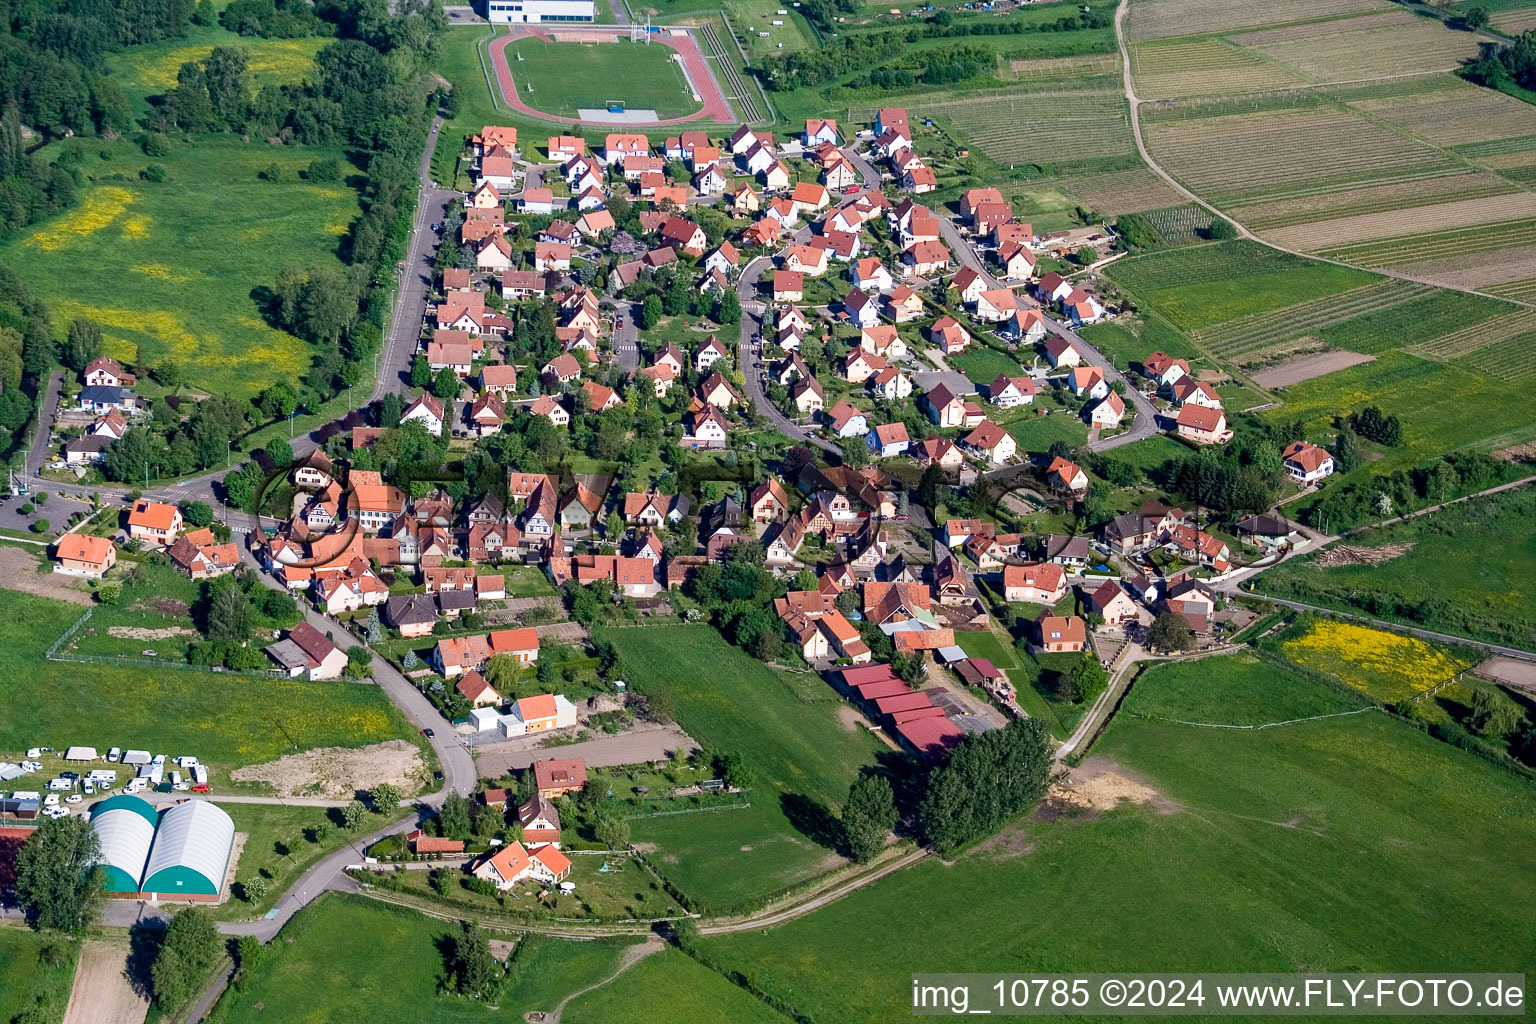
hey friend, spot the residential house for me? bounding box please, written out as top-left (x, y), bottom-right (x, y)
top-left (930, 316), bottom-right (971, 356)
top-left (885, 285), bottom-right (924, 323)
top-left (1037, 615), bottom-right (1087, 653)
top-left (1088, 391), bottom-right (1125, 428)
top-left (534, 241), bottom-right (571, 273)
top-left (903, 239), bottom-right (950, 278)
top-left (1175, 405), bottom-right (1233, 445)
top-left (1170, 378), bottom-right (1223, 409)
top-left (963, 420), bottom-right (1017, 464)
top-left (559, 482), bottom-right (604, 530)
top-left (384, 593), bottom-right (438, 638)
top-left (1004, 562), bottom-right (1067, 604)
top-left (850, 256), bottom-right (893, 293)
top-left (267, 622), bottom-right (349, 680)
top-left (843, 346), bottom-right (885, 384)
top-left (698, 370), bottom-right (740, 410)
top-left (842, 289), bottom-right (880, 330)
top-left (703, 242), bottom-right (740, 279)
top-left (1043, 335), bottom-right (1082, 369)
top-left (1087, 580), bottom-right (1139, 626)
top-left (695, 336), bottom-right (729, 372)
top-left (772, 270), bottom-right (804, 302)
top-left (481, 363), bottom-right (518, 397)
top-left (83, 356), bottom-right (135, 388)
top-left (749, 478), bottom-right (791, 522)
top-left (77, 386), bottom-right (139, 414)
top-left (1070, 366), bottom-right (1109, 400)
top-left (762, 159), bottom-right (792, 192)
top-left (528, 395), bottom-right (570, 426)
top-left (791, 375), bottom-right (824, 416)
top-left (475, 233), bottom-right (514, 272)
top-left (658, 216), bottom-right (708, 257)
top-left (1143, 351), bottom-right (1190, 389)
top-left (869, 366), bottom-right (912, 400)
top-left (603, 133), bottom-right (649, 165)
top-left (915, 436), bottom-right (964, 472)
top-left (1063, 288), bottom-right (1105, 326)
top-left (827, 400), bottom-right (869, 438)
top-left (1282, 441), bottom-right (1335, 484)
top-left (313, 562), bottom-right (388, 615)
top-left (1005, 308), bottom-right (1048, 345)
top-left (997, 241), bottom-right (1036, 281)
top-left (532, 758), bottom-right (587, 798)
top-left (989, 374), bottom-right (1036, 408)
top-left (53, 534), bottom-right (116, 578)
top-left (1046, 456), bottom-right (1089, 497)
top-left (1163, 578), bottom-right (1216, 632)
top-left (402, 394), bottom-right (445, 435)
top-left (804, 118), bottom-right (839, 146)
top-left (922, 382), bottom-right (967, 428)
top-left (166, 530), bottom-right (239, 579)
top-left (867, 421), bottom-right (911, 458)
top-left (860, 324), bottom-right (907, 360)
top-left (472, 841), bottom-right (571, 890)
top-left (126, 500), bottom-right (181, 547)
top-left (728, 184), bottom-right (761, 215)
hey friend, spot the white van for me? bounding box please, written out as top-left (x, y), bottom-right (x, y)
top-left (107, 748), bottom-right (121, 762)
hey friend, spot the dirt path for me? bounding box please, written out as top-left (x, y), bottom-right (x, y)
top-left (699, 846), bottom-right (929, 935)
top-left (62, 938), bottom-right (149, 1024)
top-left (541, 938), bottom-right (665, 1023)
top-left (0, 544), bottom-right (95, 605)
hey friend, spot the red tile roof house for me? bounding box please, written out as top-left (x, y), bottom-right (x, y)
top-left (1175, 404), bottom-right (1234, 445)
top-left (1087, 580), bottom-right (1139, 626)
top-left (1037, 615), bottom-right (1087, 653)
top-left (54, 534), bottom-right (116, 578)
top-left (472, 840), bottom-right (571, 891)
top-left (126, 499), bottom-right (182, 547)
top-left (1282, 441), bottom-right (1335, 484)
top-left (1003, 562), bottom-right (1067, 604)
top-left (533, 757), bottom-right (588, 798)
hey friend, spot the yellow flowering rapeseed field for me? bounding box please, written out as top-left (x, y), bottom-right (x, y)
top-left (1284, 619), bottom-right (1478, 702)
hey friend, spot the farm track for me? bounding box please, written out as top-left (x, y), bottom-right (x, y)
top-left (1112, 0), bottom-right (1536, 310)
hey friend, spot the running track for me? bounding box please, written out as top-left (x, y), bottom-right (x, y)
top-left (488, 28), bottom-right (734, 126)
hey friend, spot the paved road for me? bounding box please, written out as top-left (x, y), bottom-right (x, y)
top-left (610, 299), bottom-right (641, 375)
top-left (734, 255), bottom-right (840, 457)
top-left (24, 371), bottom-right (64, 476)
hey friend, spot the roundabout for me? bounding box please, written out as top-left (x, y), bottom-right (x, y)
top-left (487, 27), bottom-right (736, 126)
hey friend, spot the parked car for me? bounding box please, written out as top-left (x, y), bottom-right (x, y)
top-left (65, 794), bottom-right (82, 803)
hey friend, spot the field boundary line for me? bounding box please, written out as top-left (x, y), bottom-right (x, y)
top-left (1123, 707), bottom-right (1377, 730)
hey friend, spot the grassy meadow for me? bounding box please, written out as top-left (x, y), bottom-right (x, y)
top-left (105, 24), bottom-right (327, 121)
top-left (594, 624), bottom-right (889, 913)
top-left (562, 947), bottom-right (787, 1024)
top-left (3, 136), bottom-right (361, 399)
top-left (0, 592), bottom-right (418, 786)
top-left (698, 657), bottom-right (1536, 1023)
top-left (0, 925), bottom-right (81, 1024)
top-left (1261, 485), bottom-right (1536, 650)
top-left (207, 894), bottom-right (643, 1023)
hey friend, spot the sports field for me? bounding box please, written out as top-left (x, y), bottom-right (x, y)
top-left (505, 37), bottom-right (698, 119)
top-left (0, 136), bottom-right (360, 399)
top-left (0, 592), bottom-right (418, 786)
top-left (594, 624), bottom-right (889, 913)
top-left (699, 657), bottom-right (1536, 1023)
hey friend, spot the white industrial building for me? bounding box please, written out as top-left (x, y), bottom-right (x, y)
top-left (487, 0), bottom-right (594, 23)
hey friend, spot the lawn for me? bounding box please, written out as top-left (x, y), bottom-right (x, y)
top-left (2, 136), bottom-right (361, 399)
top-left (1123, 649), bottom-right (1372, 727)
top-left (948, 345), bottom-right (1026, 386)
top-left (1003, 406), bottom-right (1090, 454)
top-left (0, 593), bottom-right (419, 788)
top-left (508, 38), bottom-right (698, 120)
top-left (216, 802), bottom-right (409, 921)
top-left (700, 660), bottom-right (1536, 1023)
top-left (0, 925), bottom-right (80, 1024)
top-left (207, 893), bottom-right (643, 1023)
top-left (1078, 313), bottom-right (1200, 369)
top-left (593, 624), bottom-right (890, 913)
top-left (1261, 485), bottom-right (1536, 649)
top-left (562, 948), bottom-right (787, 1024)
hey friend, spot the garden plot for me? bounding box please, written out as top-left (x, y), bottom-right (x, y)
top-left (1263, 192), bottom-right (1536, 251)
top-left (1125, 0), bottom-right (1392, 43)
top-left (1229, 172), bottom-right (1518, 232)
top-left (1143, 106), bottom-right (1455, 207)
top-left (1130, 38), bottom-right (1303, 98)
top-left (1243, 18), bottom-right (1483, 83)
top-left (926, 91), bottom-right (1134, 167)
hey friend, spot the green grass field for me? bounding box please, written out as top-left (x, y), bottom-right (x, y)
top-left (699, 658), bottom-right (1536, 1022)
top-left (0, 592), bottom-right (419, 787)
top-left (105, 24), bottom-right (327, 121)
top-left (0, 925), bottom-right (80, 1024)
top-left (2, 136), bottom-right (360, 399)
top-left (207, 893), bottom-right (643, 1023)
top-left (1122, 649), bottom-right (1372, 727)
top-left (948, 346), bottom-right (1027, 386)
top-left (1107, 241), bottom-right (1380, 332)
top-left (509, 38), bottom-right (697, 119)
top-left (563, 947), bottom-right (787, 1024)
top-left (1078, 314), bottom-right (1200, 369)
top-left (594, 624), bottom-right (889, 913)
top-left (1261, 485), bottom-right (1536, 649)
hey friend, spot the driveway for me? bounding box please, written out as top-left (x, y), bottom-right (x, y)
top-left (472, 723), bottom-right (695, 778)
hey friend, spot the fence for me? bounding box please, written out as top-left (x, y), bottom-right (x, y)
top-left (45, 606), bottom-right (288, 679)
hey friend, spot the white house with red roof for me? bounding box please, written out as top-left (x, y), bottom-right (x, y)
top-left (1282, 441), bottom-right (1335, 484)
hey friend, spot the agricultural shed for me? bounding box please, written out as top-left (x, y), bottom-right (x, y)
top-left (140, 800), bottom-right (235, 897)
top-left (89, 794), bottom-right (157, 893)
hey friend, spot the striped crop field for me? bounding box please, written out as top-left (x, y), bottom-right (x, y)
top-left (1263, 193), bottom-right (1536, 251)
top-left (1143, 106), bottom-right (1455, 207)
top-left (1230, 173), bottom-right (1519, 232)
top-left (925, 91), bottom-right (1134, 166)
top-left (1319, 218), bottom-right (1536, 268)
top-left (1138, 203), bottom-right (1214, 245)
top-left (1227, 9), bottom-right (1414, 45)
top-left (1454, 133), bottom-right (1536, 159)
top-left (1486, 278), bottom-right (1536, 302)
top-left (1347, 80), bottom-right (1536, 148)
top-left (1009, 54), bottom-right (1120, 80)
top-left (1126, 0), bottom-right (1393, 43)
top-left (1458, 331), bottom-right (1536, 382)
top-left (1129, 38), bottom-right (1303, 98)
top-left (1243, 19), bottom-right (1483, 83)
top-left (1405, 309), bottom-right (1536, 362)
top-left (1316, 289), bottom-right (1517, 354)
top-left (1052, 166), bottom-right (1186, 214)
top-left (1191, 281), bottom-right (1433, 360)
